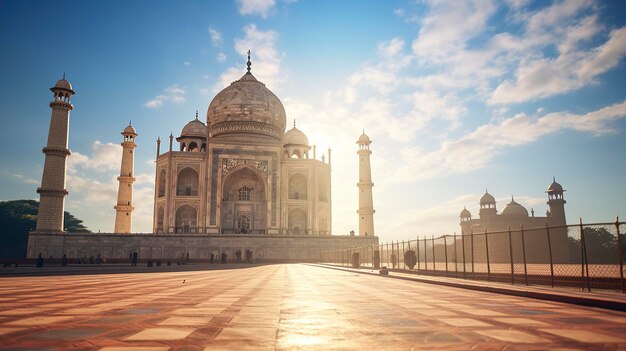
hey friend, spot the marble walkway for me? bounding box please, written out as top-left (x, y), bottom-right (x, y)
top-left (0, 264), bottom-right (625, 350)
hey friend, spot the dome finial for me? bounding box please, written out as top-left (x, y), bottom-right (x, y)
top-left (246, 50), bottom-right (252, 74)
top-left (129, 120), bottom-right (132, 126)
top-left (293, 119), bottom-right (296, 128)
top-left (62, 72), bottom-right (66, 80)
top-left (195, 110), bottom-right (199, 120)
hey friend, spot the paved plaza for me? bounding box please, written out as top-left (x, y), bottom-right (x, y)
top-left (0, 264), bottom-right (625, 350)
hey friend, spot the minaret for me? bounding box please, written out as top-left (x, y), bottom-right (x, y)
top-left (546, 177), bottom-right (567, 226)
top-left (357, 131), bottom-right (375, 236)
top-left (114, 123), bottom-right (138, 233)
top-left (36, 75), bottom-right (75, 232)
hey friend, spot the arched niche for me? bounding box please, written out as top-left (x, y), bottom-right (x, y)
top-left (175, 205), bottom-right (196, 233)
top-left (288, 208), bottom-right (307, 234)
top-left (176, 167), bottom-right (199, 196)
top-left (288, 173), bottom-right (307, 200)
top-left (158, 169), bottom-right (166, 197)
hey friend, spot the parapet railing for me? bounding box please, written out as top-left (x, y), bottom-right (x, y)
top-left (319, 219), bottom-right (626, 293)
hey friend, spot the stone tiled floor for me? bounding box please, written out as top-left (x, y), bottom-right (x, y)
top-left (0, 264), bottom-right (625, 350)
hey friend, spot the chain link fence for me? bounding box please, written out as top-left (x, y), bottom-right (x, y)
top-left (319, 220), bottom-right (626, 293)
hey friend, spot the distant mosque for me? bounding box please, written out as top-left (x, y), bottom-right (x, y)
top-left (459, 179), bottom-right (569, 263)
top-left (459, 178), bottom-right (567, 234)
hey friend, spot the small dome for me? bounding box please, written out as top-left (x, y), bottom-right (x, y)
top-left (54, 79), bottom-right (73, 91)
top-left (123, 124), bottom-right (137, 135)
top-left (480, 191), bottom-right (496, 204)
top-left (547, 177), bottom-right (564, 193)
top-left (460, 207), bottom-right (471, 218)
top-left (180, 116), bottom-right (207, 138)
top-left (50, 76), bottom-right (75, 94)
top-left (501, 198), bottom-right (529, 217)
top-left (357, 132), bottom-right (371, 145)
top-left (283, 126), bottom-right (309, 146)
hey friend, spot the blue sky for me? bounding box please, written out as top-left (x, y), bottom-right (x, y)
top-left (0, 0), bottom-right (625, 241)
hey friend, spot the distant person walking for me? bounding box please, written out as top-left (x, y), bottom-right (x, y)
top-left (36, 253), bottom-right (44, 267)
top-left (61, 254), bottom-right (68, 266)
top-left (131, 252), bottom-right (138, 267)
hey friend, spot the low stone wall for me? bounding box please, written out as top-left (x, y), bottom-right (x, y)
top-left (27, 232), bottom-right (378, 263)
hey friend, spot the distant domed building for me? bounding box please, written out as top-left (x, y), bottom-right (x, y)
top-left (459, 178), bottom-right (569, 262)
top-left (153, 54), bottom-right (331, 236)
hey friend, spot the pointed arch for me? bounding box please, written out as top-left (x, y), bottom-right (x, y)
top-left (220, 166), bottom-right (267, 234)
top-left (158, 169), bottom-right (166, 197)
top-left (288, 208), bottom-right (307, 234)
top-left (176, 167), bottom-right (199, 196)
top-left (288, 173), bottom-right (307, 200)
top-left (175, 205), bottom-right (196, 233)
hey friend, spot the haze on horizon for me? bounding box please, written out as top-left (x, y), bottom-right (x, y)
top-left (0, 0), bottom-right (625, 242)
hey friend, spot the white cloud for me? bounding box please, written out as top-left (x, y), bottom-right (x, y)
top-left (216, 52), bottom-right (227, 62)
top-left (411, 0), bottom-right (497, 63)
top-left (578, 27), bottom-right (626, 80)
top-left (214, 24), bottom-right (283, 91)
top-left (388, 100), bottom-right (626, 183)
top-left (208, 27), bottom-right (223, 46)
top-left (393, 8), bottom-right (405, 17)
top-left (69, 141), bottom-right (121, 173)
top-left (183, 61), bottom-right (191, 66)
top-left (143, 85), bottom-right (186, 109)
top-left (236, 0), bottom-right (276, 18)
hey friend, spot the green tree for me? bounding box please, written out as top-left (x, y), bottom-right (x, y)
top-left (0, 200), bottom-right (90, 259)
top-left (567, 226), bottom-right (625, 264)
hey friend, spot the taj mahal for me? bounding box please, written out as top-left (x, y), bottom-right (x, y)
top-left (27, 54), bottom-right (379, 262)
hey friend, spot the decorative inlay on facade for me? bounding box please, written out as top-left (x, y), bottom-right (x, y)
top-left (211, 121), bottom-right (282, 139)
top-left (177, 163), bottom-right (201, 172)
top-left (221, 158), bottom-right (269, 179)
top-left (175, 201), bottom-right (199, 210)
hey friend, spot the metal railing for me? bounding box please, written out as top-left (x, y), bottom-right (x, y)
top-left (319, 219), bottom-right (626, 293)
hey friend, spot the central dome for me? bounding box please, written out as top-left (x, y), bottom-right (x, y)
top-left (206, 72), bottom-right (286, 143)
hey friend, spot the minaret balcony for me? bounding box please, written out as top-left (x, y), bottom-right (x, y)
top-left (37, 187), bottom-right (68, 196)
top-left (117, 175), bottom-right (136, 182)
top-left (42, 147), bottom-right (71, 156)
top-left (49, 101), bottom-right (73, 110)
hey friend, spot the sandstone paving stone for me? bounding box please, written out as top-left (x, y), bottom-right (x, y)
top-left (124, 327), bottom-right (196, 341)
top-left (0, 264), bottom-right (625, 350)
top-left (539, 329), bottom-right (626, 343)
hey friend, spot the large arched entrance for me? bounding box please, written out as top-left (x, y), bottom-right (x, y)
top-left (220, 167), bottom-right (267, 234)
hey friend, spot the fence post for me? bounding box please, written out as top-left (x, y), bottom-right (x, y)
top-left (385, 242), bottom-right (391, 268)
top-left (580, 218), bottom-right (591, 292)
top-left (402, 240), bottom-right (406, 270)
top-left (454, 233), bottom-right (458, 278)
top-left (443, 235), bottom-right (448, 276)
top-left (432, 235), bottom-right (436, 272)
top-left (546, 223), bottom-right (554, 288)
top-left (521, 224), bottom-right (528, 286)
top-left (508, 226), bottom-right (514, 285)
top-left (424, 237), bottom-right (428, 272)
top-left (470, 229), bottom-right (475, 280)
top-left (417, 235), bottom-right (421, 272)
top-left (461, 232), bottom-right (466, 279)
top-left (485, 228), bottom-right (490, 282)
top-left (615, 216), bottom-right (624, 293)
